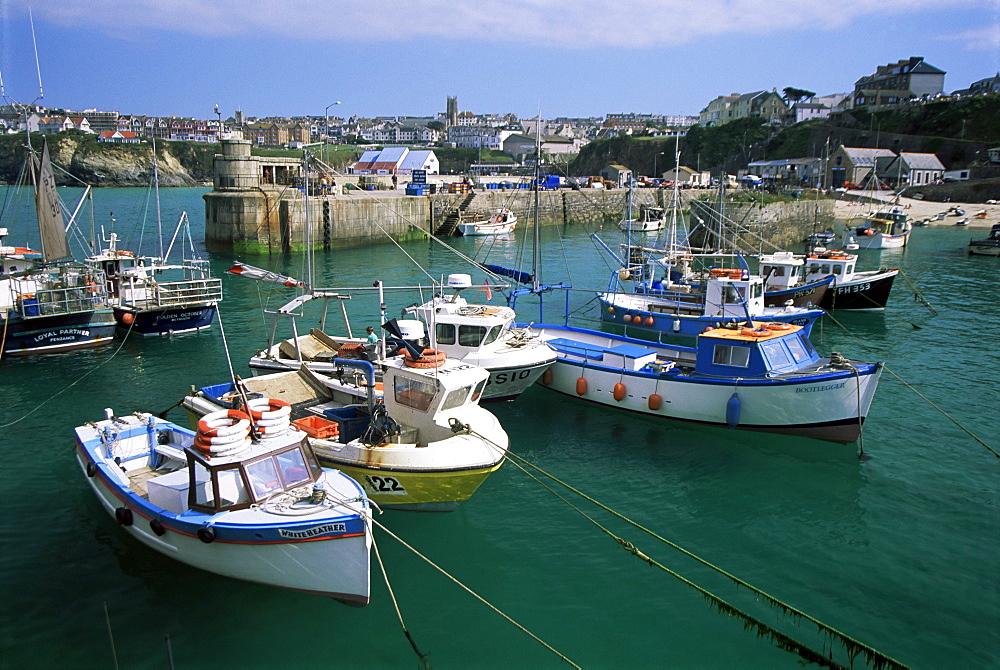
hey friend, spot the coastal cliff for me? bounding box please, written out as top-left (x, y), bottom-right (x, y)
top-left (0, 133), bottom-right (215, 186)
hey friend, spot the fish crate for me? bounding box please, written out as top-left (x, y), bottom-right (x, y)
top-left (291, 415), bottom-right (340, 439)
top-left (322, 405), bottom-right (371, 442)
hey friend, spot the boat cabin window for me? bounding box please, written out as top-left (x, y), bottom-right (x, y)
top-left (471, 378), bottom-right (486, 402)
top-left (846, 264), bottom-right (854, 274)
top-left (441, 384), bottom-right (473, 410)
top-left (712, 344), bottom-right (750, 368)
top-left (722, 285), bottom-right (742, 303)
top-left (458, 325), bottom-right (487, 347)
top-left (786, 336), bottom-right (813, 363)
top-left (436, 323), bottom-right (456, 345)
top-left (246, 458), bottom-right (283, 499)
top-left (483, 325), bottom-right (502, 345)
top-left (394, 375), bottom-right (437, 412)
top-left (188, 442), bottom-right (319, 512)
top-left (769, 266), bottom-right (785, 277)
top-left (832, 265), bottom-right (842, 275)
top-left (189, 462), bottom-right (248, 511)
top-left (760, 340), bottom-right (793, 369)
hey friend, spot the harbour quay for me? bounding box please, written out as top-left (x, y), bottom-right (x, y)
top-left (203, 139), bottom-right (836, 254)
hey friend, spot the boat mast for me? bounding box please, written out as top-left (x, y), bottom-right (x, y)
top-left (532, 113), bottom-right (541, 293)
top-left (152, 138), bottom-right (164, 259)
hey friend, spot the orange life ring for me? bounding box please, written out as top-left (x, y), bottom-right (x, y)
top-left (741, 327), bottom-right (770, 337)
top-left (403, 349), bottom-right (446, 368)
top-left (765, 322), bottom-right (792, 331)
top-left (246, 398), bottom-right (291, 421)
top-left (197, 409), bottom-right (251, 435)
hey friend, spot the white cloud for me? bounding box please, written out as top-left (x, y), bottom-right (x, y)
top-left (935, 25), bottom-right (1000, 53)
top-left (9, 0), bottom-right (992, 48)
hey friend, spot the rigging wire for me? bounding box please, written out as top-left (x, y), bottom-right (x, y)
top-left (482, 440), bottom-right (909, 670)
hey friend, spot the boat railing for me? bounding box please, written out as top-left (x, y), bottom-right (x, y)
top-left (123, 277), bottom-right (223, 308)
top-left (14, 272), bottom-right (111, 317)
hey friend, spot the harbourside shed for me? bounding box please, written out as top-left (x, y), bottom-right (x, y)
top-left (878, 152), bottom-right (945, 187)
top-left (599, 164), bottom-right (632, 188)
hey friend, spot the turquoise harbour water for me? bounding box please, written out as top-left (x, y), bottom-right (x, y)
top-left (1, 186), bottom-right (997, 669)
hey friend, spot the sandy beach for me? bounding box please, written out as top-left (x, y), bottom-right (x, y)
top-left (833, 192), bottom-right (998, 228)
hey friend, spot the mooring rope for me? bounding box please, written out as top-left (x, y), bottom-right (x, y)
top-left (318, 489), bottom-right (579, 669)
top-left (476, 437), bottom-right (908, 670)
top-left (895, 269), bottom-right (937, 316)
top-left (371, 534), bottom-right (431, 669)
top-left (370, 516), bottom-right (582, 669)
top-left (1, 315), bottom-right (137, 430)
top-left (822, 312), bottom-right (995, 458)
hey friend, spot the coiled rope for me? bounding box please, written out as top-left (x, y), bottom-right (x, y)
top-left (469, 433), bottom-right (908, 669)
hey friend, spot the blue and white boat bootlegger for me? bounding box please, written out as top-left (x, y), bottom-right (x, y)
top-left (529, 321), bottom-right (883, 443)
top-left (75, 408), bottom-right (372, 604)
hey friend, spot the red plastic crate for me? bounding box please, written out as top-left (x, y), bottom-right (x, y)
top-left (292, 415), bottom-right (340, 439)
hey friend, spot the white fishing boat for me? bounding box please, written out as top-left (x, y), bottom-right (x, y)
top-left (401, 273), bottom-right (556, 401)
top-left (842, 206), bottom-right (911, 249)
top-left (597, 147), bottom-right (824, 339)
top-left (618, 204), bottom-right (666, 233)
top-left (86, 143), bottom-right (222, 335)
top-left (74, 408), bottom-right (372, 604)
top-left (186, 343), bottom-right (509, 511)
top-left (457, 208), bottom-right (517, 236)
top-left (248, 277), bottom-right (554, 403)
top-left (528, 321), bottom-right (883, 444)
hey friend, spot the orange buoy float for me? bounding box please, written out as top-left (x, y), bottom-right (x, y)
top-left (643, 316), bottom-right (655, 327)
top-left (648, 393), bottom-right (662, 410)
top-left (403, 349), bottom-right (446, 368)
top-left (576, 377), bottom-right (587, 395)
top-left (542, 368), bottom-right (553, 386)
top-left (765, 322), bottom-right (792, 331)
top-left (613, 382), bottom-right (626, 402)
top-left (121, 312), bottom-right (135, 325)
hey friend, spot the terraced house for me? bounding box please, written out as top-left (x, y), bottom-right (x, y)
top-left (853, 56), bottom-right (945, 108)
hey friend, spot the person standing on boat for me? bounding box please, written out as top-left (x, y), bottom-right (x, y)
top-left (365, 326), bottom-right (378, 344)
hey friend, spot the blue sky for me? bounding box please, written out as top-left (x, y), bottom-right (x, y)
top-left (1, 0), bottom-right (997, 121)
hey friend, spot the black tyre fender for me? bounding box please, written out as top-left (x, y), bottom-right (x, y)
top-left (197, 526), bottom-right (216, 543)
top-left (149, 519), bottom-right (166, 536)
top-left (115, 507), bottom-right (134, 526)
top-left (85, 462), bottom-right (97, 477)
